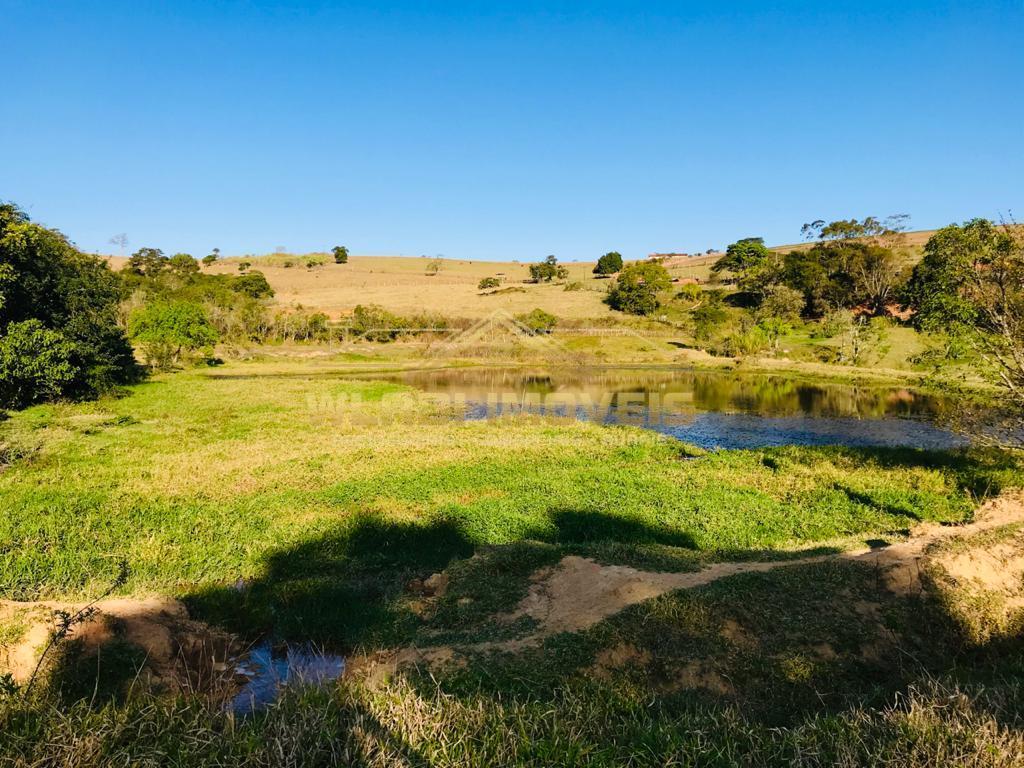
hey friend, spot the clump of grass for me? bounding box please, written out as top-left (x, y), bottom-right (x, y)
top-left (0, 676), bottom-right (1021, 767)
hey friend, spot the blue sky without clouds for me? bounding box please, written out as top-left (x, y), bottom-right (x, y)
top-left (2, 1), bottom-right (1022, 260)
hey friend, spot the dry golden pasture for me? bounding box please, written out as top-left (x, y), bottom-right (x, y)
top-left (103, 227), bottom-right (946, 320)
top-left (103, 252), bottom-right (722, 320)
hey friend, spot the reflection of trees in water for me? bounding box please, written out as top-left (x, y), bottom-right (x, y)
top-left (394, 368), bottom-right (948, 421)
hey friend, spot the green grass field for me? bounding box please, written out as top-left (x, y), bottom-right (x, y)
top-left (1, 358), bottom-right (1023, 766)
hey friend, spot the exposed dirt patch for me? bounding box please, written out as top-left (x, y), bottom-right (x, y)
top-left (667, 661), bottom-right (734, 695)
top-left (591, 643), bottom-right (651, 680)
top-left (0, 597), bottom-right (238, 692)
top-left (357, 491), bottom-right (1024, 679)
top-left (937, 531), bottom-right (1024, 600)
top-left (720, 618), bottom-right (756, 649)
top-left (500, 492), bottom-right (1024, 643)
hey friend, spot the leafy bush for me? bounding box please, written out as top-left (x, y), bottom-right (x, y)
top-left (349, 304), bottom-right (407, 342)
top-left (515, 308), bottom-right (557, 335)
top-left (606, 262), bottom-right (672, 315)
top-left (332, 246), bottom-right (349, 264)
top-left (0, 321), bottom-right (75, 408)
top-left (563, 280), bottom-right (583, 292)
top-left (478, 277), bottom-right (501, 290)
top-left (128, 301), bottom-right (218, 369)
top-left (691, 290), bottom-right (729, 342)
top-left (231, 271), bottom-right (274, 299)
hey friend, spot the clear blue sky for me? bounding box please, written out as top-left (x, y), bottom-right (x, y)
top-left (3, 1), bottom-right (1021, 261)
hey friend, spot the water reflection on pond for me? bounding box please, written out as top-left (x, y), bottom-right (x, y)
top-left (386, 367), bottom-right (967, 450)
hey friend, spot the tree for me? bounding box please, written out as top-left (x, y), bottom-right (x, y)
top-left (0, 202), bottom-right (138, 404)
top-left (529, 255), bottom-right (568, 282)
top-left (801, 214), bottom-right (909, 244)
top-left (756, 285), bottom-right (804, 353)
top-left (593, 252), bottom-right (623, 276)
top-left (606, 262), bottom-right (672, 315)
top-left (850, 246), bottom-right (903, 314)
top-left (332, 246), bottom-right (349, 264)
top-left (711, 238), bottom-right (781, 299)
top-left (238, 261), bottom-right (252, 273)
top-left (478, 277), bottom-right (501, 290)
top-left (126, 247), bottom-right (168, 277)
top-left (202, 248), bottom-right (220, 267)
top-left (167, 253), bottom-right (200, 278)
top-left (0, 320), bottom-right (75, 408)
top-left (128, 300), bottom-right (218, 370)
top-left (757, 284), bottom-right (804, 323)
top-left (906, 219), bottom-right (1024, 411)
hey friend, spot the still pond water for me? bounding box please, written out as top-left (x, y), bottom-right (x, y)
top-left (384, 367), bottom-right (966, 451)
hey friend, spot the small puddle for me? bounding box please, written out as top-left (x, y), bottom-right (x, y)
top-left (230, 641), bottom-right (345, 714)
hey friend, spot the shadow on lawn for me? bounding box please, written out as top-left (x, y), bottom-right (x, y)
top-left (38, 446), bottom-right (1024, 732)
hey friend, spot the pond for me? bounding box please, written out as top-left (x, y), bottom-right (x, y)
top-left (385, 367), bottom-right (967, 450)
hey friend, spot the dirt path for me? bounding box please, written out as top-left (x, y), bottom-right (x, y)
top-left (352, 491), bottom-right (1024, 676)
top-left (498, 491), bottom-right (1024, 642)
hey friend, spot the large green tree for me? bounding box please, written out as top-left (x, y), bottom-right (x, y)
top-left (711, 238), bottom-right (781, 299)
top-left (906, 219), bottom-right (1024, 409)
top-left (606, 262), bottom-right (672, 315)
top-left (593, 251), bottom-right (623, 276)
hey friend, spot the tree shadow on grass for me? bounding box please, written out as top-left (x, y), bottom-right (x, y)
top-left (826, 445), bottom-right (1021, 499)
top-left (544, 508), bottom-right (698, 549)
top-left (29, 492), bottom-right (1024, 763)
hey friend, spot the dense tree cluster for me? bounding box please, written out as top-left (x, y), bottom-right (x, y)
top-left (0, 203), bottom-right (138, 408)
top-left (713, 216), bottom-right (910, 317)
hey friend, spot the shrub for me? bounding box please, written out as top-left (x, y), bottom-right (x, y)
top-left (478, 277), bottom-right (501, 291)
top-left (593, 251), bottom-right (623, 276)
top-left (726, 326), bottom-right (770, 357)
top-left (231, 271), bottom-right (274, 299)
top-left (349, 304), bottom-right (406, 342)
top-left (332, 246), bottom-right (349, 264)
top-left (0, 320), bottom-right (75, 408)
top-left (606, 262), bottom-right (672, 315)
top-left (691, 291), bottom-right (729, 342)
top-left (515, 308), bottom-right (557, 335)
top-left (563, 280), bottom-right (583, 292)
top-left (128, 301), bottom-right (218, 370)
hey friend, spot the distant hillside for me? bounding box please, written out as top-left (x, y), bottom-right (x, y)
top-left (98, 230), bottom-right (947, 319)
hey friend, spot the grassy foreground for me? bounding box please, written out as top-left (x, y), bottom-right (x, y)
top-left (1, 358), bottom-right (1022, 766)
